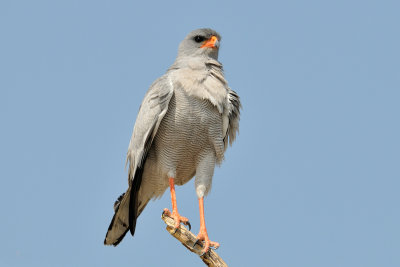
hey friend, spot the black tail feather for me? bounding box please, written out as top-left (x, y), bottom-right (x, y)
top-left (104, 192), bottom-right (129, 246)
top-left (128, 123), bottom-right (154, 236)
top-left (104, 214), bottom-right (129, 246)
top-left (129, 164), bottom-right (144, 236)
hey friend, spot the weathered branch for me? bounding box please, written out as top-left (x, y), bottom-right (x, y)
top-left (161, 212), bottom-right (228, 267)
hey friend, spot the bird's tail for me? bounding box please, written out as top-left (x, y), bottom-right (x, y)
top-left (104, 187), bottom-right (150, 246)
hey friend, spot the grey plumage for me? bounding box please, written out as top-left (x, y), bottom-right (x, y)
top-left (104, 28), bottom-right (241, 246)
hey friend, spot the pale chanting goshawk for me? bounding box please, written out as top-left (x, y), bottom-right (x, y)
top-left (104, 28), bottom-right (241, 253)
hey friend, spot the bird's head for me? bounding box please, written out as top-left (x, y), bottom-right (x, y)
top-left (177, 28), bottom-right (221, 60)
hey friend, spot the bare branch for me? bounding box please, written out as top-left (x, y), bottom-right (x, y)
top-left (161, 212), bottom-right (228, 267)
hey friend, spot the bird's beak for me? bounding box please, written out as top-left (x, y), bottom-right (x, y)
top-left (200, 36), bottom-right (219, 49)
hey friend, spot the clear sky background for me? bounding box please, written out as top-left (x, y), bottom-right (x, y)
top-left (1, 1), bottom-right (399, 266)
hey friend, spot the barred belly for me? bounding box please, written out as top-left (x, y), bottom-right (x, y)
top-left (138, 87), bottom-right (224, 201)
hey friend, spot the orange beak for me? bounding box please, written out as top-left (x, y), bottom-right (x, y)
top-left (200, 35), bottom-right (219, 49)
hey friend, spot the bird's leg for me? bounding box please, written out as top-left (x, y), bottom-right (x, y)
top-left (163, 177), bottom-right (190, 229)
top-left (196, 197), bottom-right (220, 253)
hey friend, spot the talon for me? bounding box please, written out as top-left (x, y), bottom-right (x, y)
top-left (196, 230), bottom-right (220, 253)
top-left (163, 208), bottom-right (189, 230)
top-left (163, 208), bottom-right (170, 216)
top-left (186, 221), bottom-right (191, 231)
top-left (162, 209), bottom-right (167, 217)
top-left (192, 238), bottom-right (199, 249)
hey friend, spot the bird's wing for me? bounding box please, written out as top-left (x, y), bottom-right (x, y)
top-left (126, 75), bottom-right (174, 233)
top-left (126, 75), bottom-right (174, 182)
top-left (104, 75), bottom-right (173, 245)
top-left (223, 89), bottom-right (241, 148)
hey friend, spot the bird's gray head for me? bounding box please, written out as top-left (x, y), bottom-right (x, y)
top-left (176, 28), bottom-right (221, 60)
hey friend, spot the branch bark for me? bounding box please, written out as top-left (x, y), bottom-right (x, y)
top-left (161, 212), bottom-right (228, 267)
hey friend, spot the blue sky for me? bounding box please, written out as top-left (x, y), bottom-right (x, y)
top-left (1, 1), bottom-right (399, 266)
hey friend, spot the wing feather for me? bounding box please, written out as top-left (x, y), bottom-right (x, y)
top-left (126, 75), bottom-right (174, 183)
top-left (224, 89), bottom-right (241, 148)
top-left (126, 75), bottom-right (173, 234)
top-left (104, 75), bottom-right (173, 244)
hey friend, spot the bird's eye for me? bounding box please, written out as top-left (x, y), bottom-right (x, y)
top-left (194, 35), bottom-right (205, 43)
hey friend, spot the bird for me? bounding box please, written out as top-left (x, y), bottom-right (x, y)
top-left (104, 28), bottom-right (241, 253)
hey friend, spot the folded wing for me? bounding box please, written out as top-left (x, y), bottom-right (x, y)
top-left (104, 76), bottom-right (174, 246)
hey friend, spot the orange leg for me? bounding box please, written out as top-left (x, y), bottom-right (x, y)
top-left (163, 177), bottom-right (190, 229)
top-left (196, 197), bottom-right (220, 253)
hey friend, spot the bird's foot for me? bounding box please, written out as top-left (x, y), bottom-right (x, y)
top-left (163, 208), bottom-right (191, 231)
top-left (195, 228), bottom-right (220, 254)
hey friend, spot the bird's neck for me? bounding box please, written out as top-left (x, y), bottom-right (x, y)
top-left (168, 56), bottom-right (222, 72)
top-left (167, 57), bottom-right (228, 114)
